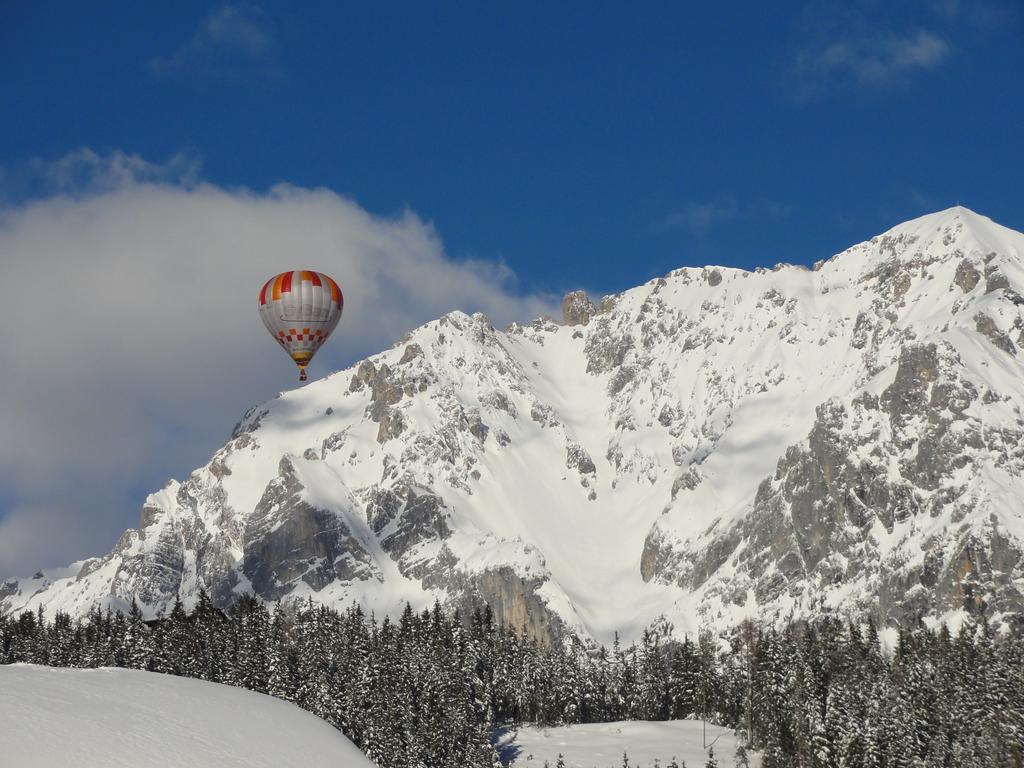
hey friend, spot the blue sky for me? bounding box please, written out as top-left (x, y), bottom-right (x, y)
top-left (1, 1), bottom-right (1022, 574)
top-left (4, 1), bottom-right (1022, 294)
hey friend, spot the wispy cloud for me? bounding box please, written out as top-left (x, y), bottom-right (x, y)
top-left (35, 149), bottom-right (200, 194)
top-left (930, 0), bottom-right (962, 21)
top-left (793, 29), bottom-right (949, 97)
top-left (0, 149), bottom-right (203, 206)
top-left (931, 0), bottom-right (1020, 30)
top-left (665, 198), bottom-right (738, 235)
top-left (664, 197), bottom-right (794, 236)
top-left (148, 3), bottom-right (281, 80)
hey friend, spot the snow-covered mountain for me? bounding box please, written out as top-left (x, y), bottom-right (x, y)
top-left (4, 207), bottom-right (1023, 644)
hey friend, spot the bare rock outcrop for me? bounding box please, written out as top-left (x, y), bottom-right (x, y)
top-left (562, 290), bottom-right (596, 326)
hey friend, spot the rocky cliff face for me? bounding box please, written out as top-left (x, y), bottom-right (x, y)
top-left (4, 207), bottom-right (1024, 642)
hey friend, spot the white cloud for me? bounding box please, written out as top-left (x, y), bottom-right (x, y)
top-left (793, 29), bottom-right (950, 97)
top-left (930, 0), bottom-right (1020, 30)
top-left (0, 150), bottom-right (201, 205)
top-left (34, 149), bottom-right (200, 195)
top-left (148, 3), bottom-right (280, 79)
top-left (664, 199), bottom-right (738, 235)
top-left (664, 197), bottom-right (793, 236)
top-left (0, 152), bottom-right (555, 576)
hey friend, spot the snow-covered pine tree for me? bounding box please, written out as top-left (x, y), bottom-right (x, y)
top-left (234, 594), bottom-right (271, 693)
top-left (669, 636), bottom-right (700, 720)
top-left (266, 602), bottom-right (297, 703)
top-left (637, 627), bottom-right (670, 721)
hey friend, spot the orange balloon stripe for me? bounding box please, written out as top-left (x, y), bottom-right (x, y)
top-left (264, 272), bottom-right (341, 305)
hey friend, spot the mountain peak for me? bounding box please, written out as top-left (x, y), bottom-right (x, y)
top-left (879, 205), bottom-right (1023, 256)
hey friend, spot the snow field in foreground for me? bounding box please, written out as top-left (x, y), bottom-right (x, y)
top-left (494, 720), bottom-right (759, 767)
top-left (0, 664), bottom-right (374, 768)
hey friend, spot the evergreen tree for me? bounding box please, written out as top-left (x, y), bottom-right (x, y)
top-left (124, 599), bottom-right (152, 669)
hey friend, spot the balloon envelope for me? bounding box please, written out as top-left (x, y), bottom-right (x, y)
top-left (258, 270), bottom-right (343, 380)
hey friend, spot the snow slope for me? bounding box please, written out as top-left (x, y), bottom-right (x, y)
top-left (0, 664), bottom-right (375, 768)
top-left (494, 720), bottom-right (758, 767)
top-left (3, 206), bottom-right (1023, 643)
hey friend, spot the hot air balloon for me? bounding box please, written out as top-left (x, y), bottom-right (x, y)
top-left (258, 270), bottom-right (344, 381)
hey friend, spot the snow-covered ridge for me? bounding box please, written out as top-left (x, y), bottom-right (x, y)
top-left (0, 664), bottom-right (374, 768)
top-left (4, 207), bottom-right (1023, 642)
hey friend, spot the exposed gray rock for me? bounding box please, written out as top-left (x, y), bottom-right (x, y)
top-left (640, 526), bottom-right (678, 583)
top-left (348, 361), bottom-right (409, 442)
top-left (530, 402), bottom-right (559, 427)
top-left (75, 557), bottom-right (106, 581)
top-left (566, 443), bottom-right (596, 476)
top-left (320, 430), bottom-right (348, 456)
top-left (139, 499), bottom-right (165, 530)
top-left (115, 523), bottom-right (186, 609)
top-left (953, 260), bottom-right (981, 292)
top-left (208, 458), bottom-right (232, 479)
top-left (431, 562), bottom-right (565, 646)
top-left (850, 312), bottom-right (874, 350)
top-left (231, 406), bottom-right (268, 438)
top-left (562, 290), bottom-right (597, 326)
top-left (243, 458), bottom-right (377, 599)
top-left (671, 467), bottom-right (702, 500)
top-left (583, 316), bottom-right (632, 374)
top-left (0, 580), bottom-right (17, 606)
top-left (608, 365), bottom-right (635, 395)
top-left (399, 343), bottom-right (424, 364)
top-left (482, 391), bottom-right (517, 418)
top-left (377, 409), bottom-right (405, 443)
top-left (974, 313), bottom-right (1017, 355)
top-left (985, 264), bottom-right (1011, 294)
top-left (468, 413), bottom-right (489, 443)
top-left (348, 361), bottom-right (372, 392)
top-left (368, 485), bottom-right (451, 565)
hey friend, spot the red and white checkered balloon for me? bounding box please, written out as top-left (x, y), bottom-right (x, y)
top-left (258, 271), bottom-right (344, 381)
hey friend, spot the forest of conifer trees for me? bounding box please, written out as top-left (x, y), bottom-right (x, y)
top-left (1, 594), bottom-right (1021, 768)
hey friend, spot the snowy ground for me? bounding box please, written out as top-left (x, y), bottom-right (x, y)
top-left (0, 664), bottom-right (374, 768)
top-left (494, 720), bottom-right (759, 767)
